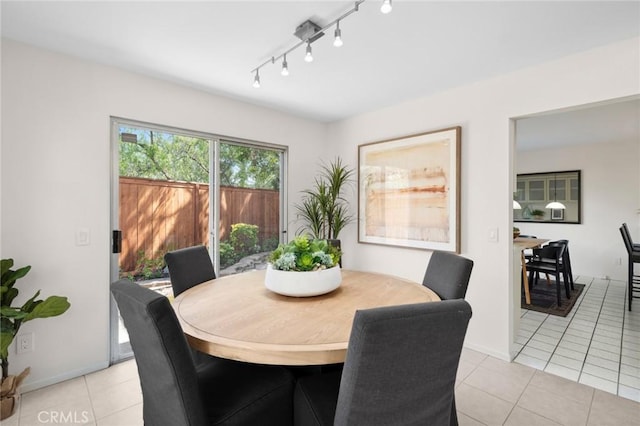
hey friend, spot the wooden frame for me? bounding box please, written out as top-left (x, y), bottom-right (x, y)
top-left (551, 208), bottom-right (564, 221)
top-left (358, 126), bottom-right (461, 252)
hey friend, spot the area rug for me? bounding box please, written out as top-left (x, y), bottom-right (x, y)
top-left (521, 279), bottom-right (585, 317)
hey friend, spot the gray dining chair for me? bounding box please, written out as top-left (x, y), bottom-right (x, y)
top-left (422, 250), bottom-right (474, 300)
top-left (293, 300), bottom-right (472, 426)
top-left (111, 279), bottom-right (294, 426)
top-left (164, 245), bottom-right (216, 298)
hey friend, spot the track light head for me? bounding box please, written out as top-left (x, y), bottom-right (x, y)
top-left (305, 42), bottom-right (314, 62)
top-left (281, 56), bottom-right (289, 76)
top-left (381, 0), bottom-right (392, 14)
top-left (333, 21), bottom-right (343, 47)
top-left (253, 70), bottom-right (260, 88)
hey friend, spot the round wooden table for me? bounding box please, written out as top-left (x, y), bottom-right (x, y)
top-left (173, 269), bottom-right (440, 366)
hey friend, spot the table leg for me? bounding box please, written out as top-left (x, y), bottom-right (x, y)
top-left (521, 251), bottom-right (531, 305)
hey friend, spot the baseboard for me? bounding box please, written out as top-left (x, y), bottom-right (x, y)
top-left (463, 342), bottom-right (511, 362)
top-left (20, 361), bottom-right (110, 393)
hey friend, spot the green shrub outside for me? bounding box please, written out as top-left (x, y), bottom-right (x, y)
top-left (230, 223), bottom-right (259, 258)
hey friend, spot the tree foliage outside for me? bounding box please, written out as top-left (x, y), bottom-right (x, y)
top-left (119, 127), bottom-right (280, 189)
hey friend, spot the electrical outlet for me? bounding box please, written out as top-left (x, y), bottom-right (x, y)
top-left (17, 333), bottom-right (34, 354)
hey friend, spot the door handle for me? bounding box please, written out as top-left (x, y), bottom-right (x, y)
top-left (112, 230), bottom-right (122, 254)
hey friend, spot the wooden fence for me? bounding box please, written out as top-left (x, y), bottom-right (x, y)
top-left (119, 177), bottom-right (279, 273)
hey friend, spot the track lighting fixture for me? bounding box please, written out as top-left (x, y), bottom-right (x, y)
top-left (304, 41), bottom-right (314, 62)
top-left (333, 21), bottom-right (343, 47)
top-left (381, 0), bottom-right (392, 14)
top-left (250, 0), bottom-right (393, 86)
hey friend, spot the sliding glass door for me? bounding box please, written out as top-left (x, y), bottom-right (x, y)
top-left (110, 118), bottom-right (286, 363)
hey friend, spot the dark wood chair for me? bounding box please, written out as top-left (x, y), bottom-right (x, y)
top-left (620, 225), bottom-right (640, 311)
top-left (547, 240), bottom-right (574, 290)
top-left (525, 245), bottom-right (571, 306)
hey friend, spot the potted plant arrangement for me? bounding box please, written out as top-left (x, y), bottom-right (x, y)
top-left (530, 209), bottom-right (545, 220)
top-left (0, 259), bottom-right (71, 420)
top-left (265, 235), bottom-right (342, 297)
top-left (295, 158), bottom-right (354, 244)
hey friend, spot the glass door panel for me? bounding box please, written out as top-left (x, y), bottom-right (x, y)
top-left (111, 121), bottom-right (212, 362)
top-left (217, 141), bottom-right (283, 276)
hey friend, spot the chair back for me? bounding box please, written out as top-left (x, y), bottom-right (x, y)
top-left (165, 245), bottom-right (216, 297)
top-left (621, 226), bottom-right (634, 255)
top-left (622, 223), bottom-right (636, 246)
top-left (334, 300), bottom-right (472, 426)
top-left (422, 251), bottom-right (474, 300)
top-left (532, 244), bottom-right (564, 266)
top-left (111, 280), bottom-right (207, 426)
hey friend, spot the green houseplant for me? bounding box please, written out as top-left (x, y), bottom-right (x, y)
top-left (530, 209), bottom-right (545, 220)
top-left (1, 259), bottom-right (71, 380)
top-left (268, 235), bottom-right (341, 272)
top-left (265, 236), bottom-right (342, 297)
top-left (295, 158), bottom-right (354, 240)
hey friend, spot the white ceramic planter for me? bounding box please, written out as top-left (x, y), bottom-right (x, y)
top-left (264, 264), bottom-right (342, 297)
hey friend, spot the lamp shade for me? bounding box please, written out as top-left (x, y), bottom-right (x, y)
top-left (545, 201), bottom-right (566, 209)
top-left (513, 200), bottom-right (522, 209)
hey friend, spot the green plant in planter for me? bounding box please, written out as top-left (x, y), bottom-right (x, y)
top-left (295, 158), bottom-right (354, 240)
top-left (530, 209), bottom-right (545, 219)
top-left (1, 259), bottom-right (70, 379)
top-left (268, 235), bottom-right (341, 271)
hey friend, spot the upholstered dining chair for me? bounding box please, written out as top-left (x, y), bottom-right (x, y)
top-left (422, 250), bottom-right (474, 300)
top-left (620, 225), bottom-right (640, 311)
top-left (293, 300), bottom-right (472, 426)
top-left (111, 279), bottom-right (294, 426)
top-left (164, 245), bottom-right (216, 298)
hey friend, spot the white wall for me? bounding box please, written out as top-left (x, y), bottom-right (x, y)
top-left (1, 39), bottom-right (326, 391)
top-left (2, 35), bottom-right (639, 391)
top-left (516, 139), bottom-right (639, 281)
top-left (327, 37), bottom-right (640, 360)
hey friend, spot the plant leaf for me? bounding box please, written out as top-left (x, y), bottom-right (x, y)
top-left (21, 290), bottom-right (42, 313)
top-left (24, 296), bottom-right (70, 322)
top-left (0, 307), bottom-right (28, 320)
top-left (0, 331), bottom-right (14, 360)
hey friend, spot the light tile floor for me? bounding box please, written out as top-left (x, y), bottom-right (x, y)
top-left (6, 345), bottom-right (640, 425)
top-left (514, 275), bottom-right (640, 403)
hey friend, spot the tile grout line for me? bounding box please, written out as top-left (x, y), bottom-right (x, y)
top-left (544, 276), bottom-right (593, 378)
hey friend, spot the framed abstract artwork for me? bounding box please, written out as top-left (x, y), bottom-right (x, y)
top-left (358, 126), bottom-right (461, 252)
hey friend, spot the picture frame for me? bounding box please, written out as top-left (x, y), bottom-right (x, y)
top-left (358, 126), bottom-right (461, 252)
top-left (514, 170), bottom-right (581, 224)
top-left (551, 208), bottom-right (564, 220)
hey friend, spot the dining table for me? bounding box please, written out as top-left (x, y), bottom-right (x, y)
top-left (514, 237), bottom-right (550, 304)
top-left (172, 268), bottom-right (440, 366)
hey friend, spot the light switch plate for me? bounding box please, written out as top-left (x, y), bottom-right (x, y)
top-left (488, 228), bottom-right (499, 243)
top-left (76, 228), bottom-right (91, 246)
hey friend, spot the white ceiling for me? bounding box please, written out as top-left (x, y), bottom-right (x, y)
top-left (2, 1), bottom-right (639, 125)
top-left (516, 98), bottom-right (640, 151)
